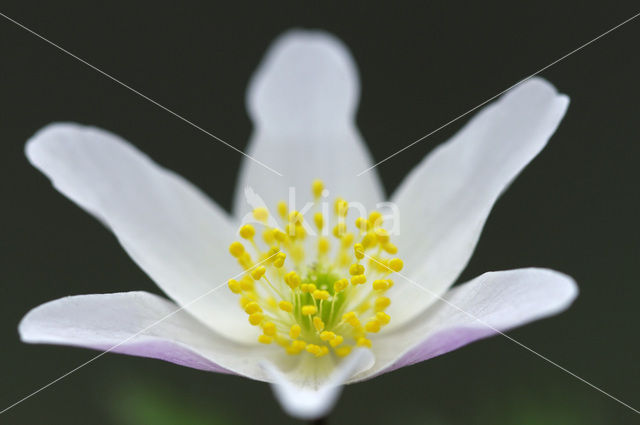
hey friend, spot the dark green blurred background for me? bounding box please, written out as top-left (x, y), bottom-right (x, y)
top-left (1, 1), bottom-right (638, 424)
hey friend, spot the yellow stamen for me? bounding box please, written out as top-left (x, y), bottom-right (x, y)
top-left (250, 266), bottom-right (266, 280)
top-left (279, 300), bottom-right (293, 313)
top-left (312, 180), bottom-right (324, 199)
top-left (225, 183), bottom-right (403, 359)
top-left (239, 224), bottom-right (255, 240)
top-left (290, 324), bottom-right (302, 339)
top-left (228, 279), bottom-right (242, 294)
top-left (229, 242), bottom-right (245, 258)
top-left (253, 207), bottom-right (269, 222)
top-left (277, 201), bottom-right (287, 218)
top-left (302, 305), bottom-right (317, 315)
top-left (258, 335), bottom-right (272, 344)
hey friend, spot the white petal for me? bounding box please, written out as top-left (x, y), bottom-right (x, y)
top-left (19, 292), bottom-right (283, 379)
top-left (262, 348), bottom-right (374, 420)
top-left (352, 268), bottom-right (577, 381)
top-left (234, 30), bottom-right (383, 218)
top-left (26, 123), bottom-right (251, 342)
top-left (389, 78), bottom-right (569, 325)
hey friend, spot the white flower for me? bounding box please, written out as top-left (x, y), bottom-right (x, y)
top-left (19, 30), bottom-right (577, 420)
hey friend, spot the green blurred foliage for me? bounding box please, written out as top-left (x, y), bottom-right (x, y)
top-left (110, 379), bottom-right (244, 425)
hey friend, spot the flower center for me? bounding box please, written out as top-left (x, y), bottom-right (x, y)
top-left (227, 180), bottom-right (403, 358)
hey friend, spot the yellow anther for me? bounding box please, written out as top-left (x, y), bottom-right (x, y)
top-left (341, 232), bottom-right (354, 248)
top-left (361, 231), bottom-right (377, 248)
top-left (335, 346), bottom-right (352, 357)
top-left (318, 237), bottom-right (330, 254)
top-left (262, 322), bottom-right (277, 336)
top-left (375, 296), bottom-right (391, 311)
top-left (263, 228), bottom-right (276, 245)
top-left (285, 223), bottom-right (306, 239)
top-left (273, 252), bottom-right (286, 268)
top-left (248, 312), bottom-right (264, 326)
top-left (273, 228), bottom-right (287, 242)
top-left (375, 228), bottom-right (390, 244)
top-left (239, 276), bottom-right (254, 291)
top-left (349, 263), bottom-right (365, 276)
top-left (252, 207), bottom-right (269, 222)
top-left (286, 339), bottom-right (306, 355)
top-left (250, 265), bottom-right (266, 280)
top-left (295, 223), bottom-right (307, 239)
top-left (351, 274), bottom-right (366, 285)
top-left (292, 339), bottom-right (306, 350)
top-left (237, 253), bottom-right (253, 270)
top-left (333, 278), bottom-right (348, 292)
top-left (239, 224), bottom-right (255, 240)
top-left (329, 335), bottom-right (344, 347)
top-left (342, 311), bottom-right (356, 321)
top-left (312, 179), bottom-right (324, 199)
top-left (320, 331), bottom-right (336, 341)
top-left (300, 283), bottom-right (317, 293)
top-left (284, 271), bottom-right (300, 289)
top-left (266, 297), bottom-right (277, 308)
top-left (227, 279), bottom-right (242, 294)
top-left (342, 311), bottom-right (361, 327)
top-left (265, 245), bottom-right (280, 258)
top-left (286, 346), bottom-right (301, 355)
top-left (332, 223), bottom-right (347, 238)
top-left (369, 211), bottom-right (382, 227)
top-left (389, 258), bottom-right (404, 272)
top-left (357, 337), bottom-right (372, 348)
top-left (288, 210), bottom-right (303, 224)
top-left (244, 302), bottom-right (262, 315)
top-left (289, 324), bottom-right (302, 339)
top-left (376, 311), bottom-right (391, 325)
top-left (312, 290), bottom-right (330, 300)
top-left (355, 217), bottom-right (370, 232)
top-left (313, 212), bottom-right (324, 230)
top-left (239, 296), bottom-right (252, 308)
top-left (383, 242), bottom-right (398, 254)
top-left (302, 305), bottom-right (317, 315)
top-left (334, 198), bottom-right (349, 216)
top-left (258, 335), bottom-right (273, 344)
top-left (354, 243), bottom-right (365, 260)
top-left (313, 316), bottom-right (325, 332)
top-left (365, 320), bottom-right (381, 333)
top-left (372, 279), bottom-right (390, 291)
top-left (279, 300), bottom-right (293, 313)
top-left (387, 279), bottom-right (395, 288)
top-left (277, 201), bottom-right (288, 218)
top-left (306, 344), bottom-right (323, 357)
top-left (228, 242), bottom-right (245, 258)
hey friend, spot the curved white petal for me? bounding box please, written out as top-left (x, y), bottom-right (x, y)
top-left (26, 123), bottom-right (251, 342)
top-left (234, 29), bottom-right (383, 219)
top-left (351, 268), bottom-right (577, 381)
top-left (262, 348), bottom-right (374, 420)
top-left (389, 78), bottom-right (569, 325)
top-left (18, 292), bottom-right (286, 379)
